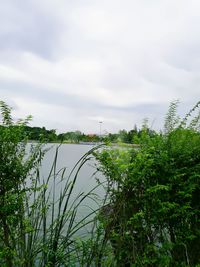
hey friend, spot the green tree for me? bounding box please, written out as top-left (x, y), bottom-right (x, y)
top-left (118, 129), bottom-right (129, 143)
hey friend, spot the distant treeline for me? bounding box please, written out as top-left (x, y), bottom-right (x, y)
top-left (18, 125), bottom-right (156, 143)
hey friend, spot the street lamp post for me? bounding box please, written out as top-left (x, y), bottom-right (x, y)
top-left (99, 121), bottom-right (103, 141)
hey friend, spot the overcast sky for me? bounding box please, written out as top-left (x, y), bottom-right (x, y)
top-left (0, 0), bottom-right (200, 134)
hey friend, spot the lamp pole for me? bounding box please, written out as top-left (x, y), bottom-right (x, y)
top-left (99, 121), bottom-right (103, 140)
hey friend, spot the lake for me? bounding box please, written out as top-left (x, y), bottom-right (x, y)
top-left (38, 143), bottom-right (105, 225)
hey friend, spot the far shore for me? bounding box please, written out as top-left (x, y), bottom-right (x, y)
top-left (28, 140), bottom-right (140, 148)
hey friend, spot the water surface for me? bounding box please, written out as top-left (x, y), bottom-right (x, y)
top-left (39, 143), bottom-right (105, 220)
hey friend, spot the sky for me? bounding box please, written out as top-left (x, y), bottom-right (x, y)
top-left (0, 0), bottom-right (200, 134)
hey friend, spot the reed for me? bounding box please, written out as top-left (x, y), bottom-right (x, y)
top-left (0, 101), bottom-right (109, 266)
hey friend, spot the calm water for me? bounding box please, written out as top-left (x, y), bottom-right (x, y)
top-left (39, 143), bottom-right (105, 219)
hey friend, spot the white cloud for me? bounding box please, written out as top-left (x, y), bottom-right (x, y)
top-left (0, 0), bottom-right (200, 133)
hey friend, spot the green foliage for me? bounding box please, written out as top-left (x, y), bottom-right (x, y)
top-left (95, 101), bottom-right (200, 266)
top-left (0, 105), bottom-right (157, 145)
top-left (2, 99), bottom-right (200, 266)
top-left (0, 101), bottom-right (104, 266)
top-left (0, 101), bottom-right (43, 266)
top-left (164, 100), bottom-right (180, 133)
top-left (23, 126), bottom-right (57, 142)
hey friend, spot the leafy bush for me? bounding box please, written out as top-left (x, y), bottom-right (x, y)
top-left (95, 101), bottom-right (200, 266)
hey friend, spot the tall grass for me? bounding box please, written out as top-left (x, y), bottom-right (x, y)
top-left (0, 101), bottom-right (112, 266)
top-left (1, 142), bottom-right (108, 266)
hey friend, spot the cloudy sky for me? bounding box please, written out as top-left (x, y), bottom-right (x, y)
top-left (0, 0), bottom-right (200, 134)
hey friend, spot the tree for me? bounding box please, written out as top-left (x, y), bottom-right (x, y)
top-left (118, 129), bottom-right (129, 143)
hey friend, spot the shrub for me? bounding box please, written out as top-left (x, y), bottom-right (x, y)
top-left (95, 101), bottom-right (200, 266)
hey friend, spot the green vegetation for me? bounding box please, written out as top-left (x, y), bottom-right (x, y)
top-left (95, 100), bottom-right (200, 266)
top-left (21, 126), bottom-right (102, 143)
top-left (0, 101), bottom-right (104, 266)
top-left (1, 100), bottom-right (200, 266)
top-left (4, 120), bottom-right (155, 144)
